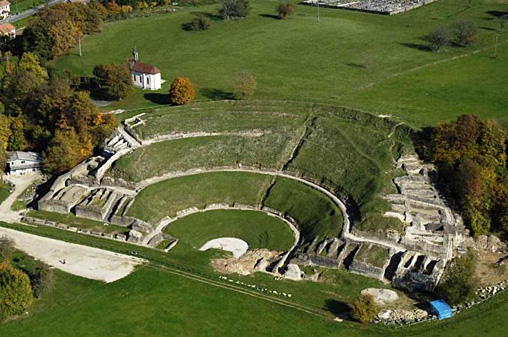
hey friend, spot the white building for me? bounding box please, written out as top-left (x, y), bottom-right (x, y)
top-left (0, 1), bottom-right (10, 20)
top-left (7, 151), bottom-right (43, 175)
top-left (0, 23), bottom-right (15, 39)
top-left (130, 48), bottom-right (162, 90)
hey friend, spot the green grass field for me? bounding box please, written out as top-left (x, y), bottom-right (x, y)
top-left (0, 181), bottom-right (10, 205)
top-left (127, 172), bottom-right (273, 224)
top-left (55, 0), bottom-right (508, 126)
top-left (165, 209), bottom-right (294, 251)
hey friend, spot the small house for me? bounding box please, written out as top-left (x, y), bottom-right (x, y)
top-left (0, 23), bottom-right (15, 39)
top-left (130, 48), bottom-right (162, 90)
top-left (7, 151), bottom-right (43, 175)
top-left (429, 299), bottom-right (453, 320)
top-left (0, 1), bottom-right (10, 20)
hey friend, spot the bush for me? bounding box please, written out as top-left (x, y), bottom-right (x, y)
top-left (438, 251), bottom-right (479, 305)
top-left (189, 15), bottom-right (212, 31)
top-left (29, 262), bottom-right (54, 299)
top-left (234, 71), bottom-right (256, 100)
top-left (218, 0), bottom-right (250, 20)
top-left (276, 0), bottom-right (294, 19)
top-left (0, 237), bottom-right (13, 266)
top-left (427, 27), bottom-right (451, 52)
top-left (0, 264), bottom-right (34, 320)
top-left (452, 20), bottom-right (478, 47)
top-left (350, 294), bottom-right (378, 323)
top-left (169, 77), bottom-right (196, 105)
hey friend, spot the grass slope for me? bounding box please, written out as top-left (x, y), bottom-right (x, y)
top-left (263, 176), bottom-right (343, 244)
top-left (127, 172), bottom-right (273, 224)
top-left (0, 181), bottom-right (10, 205)
top-left (109, 133), bottom-right (297, 182)
top-left (55, 0), bottom-right (508, 125)
top-left (164, 209), bottom-right (294, 251)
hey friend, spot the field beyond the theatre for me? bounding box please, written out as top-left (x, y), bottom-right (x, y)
top-left (55, 0), bottom-right (508, 126)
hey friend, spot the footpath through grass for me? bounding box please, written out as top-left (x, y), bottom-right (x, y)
top-left (165, 209), bottom-right (294, 251)
top-left (55, 0), bottom-right (508, 125)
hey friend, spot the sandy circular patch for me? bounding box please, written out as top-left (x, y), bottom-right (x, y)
top-left (199, 237), bottom-right (248, 258)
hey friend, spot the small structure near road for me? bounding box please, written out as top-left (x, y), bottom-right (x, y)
top-left (130, 48), bottom-right (162, 90)
top-left (0, 1), bottom-right (10, 20)
top-left (7, 151), bottom-right (43, 175)
top-left (430, 299), bottom-right (453, 320)
top-left (0, 22), bottom-right (15, 38)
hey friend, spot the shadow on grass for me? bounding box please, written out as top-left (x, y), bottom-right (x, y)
top-left (144, 93), bottom-right (171, 105)
top-left (486, 10), bottom-right (508, 18)
top-left (259, 13), bottom-right (280, 20)
top-left (344, 62), bottom-right (367, 69)
top-left (324, 299), bottom-right (352, 319)
top-left (191, 11), bottom-right (223, 21)
top-left (479, 26), bottom-right (499, 32)
top-left (201, 88), bottom-right (235, 100)
top-left (399, 42), bottom-right (433, 52)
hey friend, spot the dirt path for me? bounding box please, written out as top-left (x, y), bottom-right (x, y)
top-left (0, 174), bottom-right (41, 222)
top-left (0, 226), bottom-right (144, 283)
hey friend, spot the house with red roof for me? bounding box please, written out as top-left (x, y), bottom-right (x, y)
top-left (0, 0), bottom-right (10, 20)
top-left (130, 48), bottom-right (162, 90)
top-left (0, 23), bottom-right (15, 38)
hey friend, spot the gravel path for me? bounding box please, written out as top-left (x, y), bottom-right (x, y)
top-left (0, 226), bottom-right (144, 283)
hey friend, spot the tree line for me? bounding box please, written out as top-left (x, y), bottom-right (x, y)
top-left (417, 114), bottom-right (508, 238)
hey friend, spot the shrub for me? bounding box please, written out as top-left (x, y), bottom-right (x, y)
top-left (350, 294), bottom-right (378, 323)
top-left (0, 264), bottom-right (34, 320)
top-left (276, 0), bottom-right (294, 19)
top-left (0, 237), bottom-right (13, 266)
top-left (234, 71), bottom-right (256, 100)
top-left (29, 262), bottom-right (54, 299)
top-left (218, 0), bottom-right (250, 20)
top-left (437, 251), bottom-right (479, 305)
top-left (427, 27), bottom-right (451, 52)
top-left (169, 77), bottom-right (196, 105)
top-left (190, 15), bottom-right (212, 31)
top-left (452, 20), bottom-right (478, 47)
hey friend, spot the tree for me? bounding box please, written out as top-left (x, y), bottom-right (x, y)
top-left (219, 0), bottom-right (250, 20)
top-left (234, 71), bottom-right (256, 100)
top-left (189, 15), bottom-right (212, 31)
top-left (43, 129), bottom-right (91, 174)
top-left (427, 27), bottom-right (451, 52)
top-left (0, 264), bottom-right (34, 320)
top-left (438, 251), bottom-right (478, 304)
top-left (452, 20), bottom-right (478, 47)
top-left (49, 19), bottom-right (80, 58)
top-left (276, 0), bottom-right (294, 19)
top-left (350, 294), bottom-right (378, 323)
top-left (93, 63), bottom-right (132, 100)
top-left (169, 77), bottom-right (195, 105)
top-left (28, 262), bottom-right (54, 298)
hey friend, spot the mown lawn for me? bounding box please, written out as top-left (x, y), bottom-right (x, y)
top-left (165, 209), bottom-right (295, 251)
top-left (0, 181), bottom-right (11, 205)
top-left (127, 172), bottom-right (273, 224)
top-left (55, 0), bottom-right (508, 125)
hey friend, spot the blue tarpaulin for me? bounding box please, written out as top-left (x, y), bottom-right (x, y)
top-left (430, 299), bottom-right (453, 320)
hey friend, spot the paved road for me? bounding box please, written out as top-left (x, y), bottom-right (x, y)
top-left (0, 0), bottom-right (66, 25)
